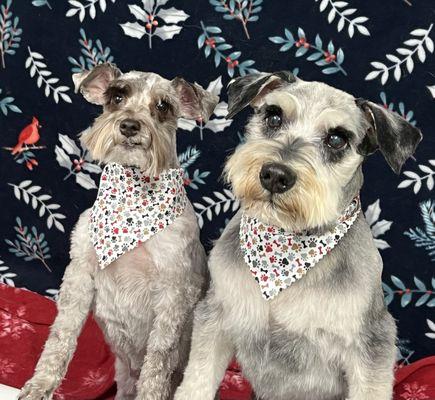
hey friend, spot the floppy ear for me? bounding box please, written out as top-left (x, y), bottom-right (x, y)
top-left (356, 99), bottom-right (423, 174)
top-left (72, 63), bottom-right (121, 105)
top-left (226, 71), bottom-right (297, 119)
top-left (171, 77), bottom-right (219, 122)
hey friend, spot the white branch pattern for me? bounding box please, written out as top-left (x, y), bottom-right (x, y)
top-left (366, 24), bottom-right (434, 84)
top-left (25, 47), bottom-right (71, 104)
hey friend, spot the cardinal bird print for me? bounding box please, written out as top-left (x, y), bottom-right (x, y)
top-left (4, 116), bottom-right (45, 170)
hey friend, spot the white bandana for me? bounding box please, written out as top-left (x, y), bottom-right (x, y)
top-left (239, 197), bottom-right (361, 300)
top-left (90, 163), bottom-right (187, 269)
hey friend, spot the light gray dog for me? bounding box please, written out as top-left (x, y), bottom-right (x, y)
top-left (175, 72), bottom-right (422, 400)
top-left (20, 63), bottom-right (218, 400)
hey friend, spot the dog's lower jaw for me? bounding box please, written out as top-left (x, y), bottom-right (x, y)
top-left (241, 198), bottom-right (330, 233)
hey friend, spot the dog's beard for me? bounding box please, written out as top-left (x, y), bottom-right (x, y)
top-left (224, 139), bottom-right (341, 231)
top-left (81, 115), bottom-right (177, 175)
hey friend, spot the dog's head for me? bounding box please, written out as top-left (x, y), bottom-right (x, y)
top-left (73, 63), bottom-right (218, 175)
top-left (224, 71), bottom-right (422, 231)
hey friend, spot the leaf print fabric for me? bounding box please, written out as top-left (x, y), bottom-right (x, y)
top-left (0, 0), bottom-right (434, 371)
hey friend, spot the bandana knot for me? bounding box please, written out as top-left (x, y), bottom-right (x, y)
top-left (90, 163), bottom-right (187, 269)
top-left (239, 196), bottom-right (361, 300)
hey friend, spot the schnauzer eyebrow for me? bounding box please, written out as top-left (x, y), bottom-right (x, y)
top-left (264, 91), bottom-right (299, 116)
top-left (316, 109), bottom-right (356, 134)
top-left (104, 84), bottom-right (132, 99)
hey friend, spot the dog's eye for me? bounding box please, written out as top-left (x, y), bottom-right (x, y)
top-left (156, 100), bottom-right (169, 112)
top-left (265, 105), bottom-right (282, 129)
top-left (325, 131), bottom-right (348, 149)
top-left (113, 95), bottom-right (123, 104)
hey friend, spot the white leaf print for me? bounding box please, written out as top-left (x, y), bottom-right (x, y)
top-left (120, 22), bottom-right (147, 39)
top-left (55, 147), bottom-right (73, 170)
top-left (55, 133), bottom-right (101, 190)
top-left (399, 162), bottom-right (435, 193)
top-left (58, 133), bottom-right (81, 156)
top-left (206, 76), bottom-right (223, 97)
top-left (213, 102), bottom-right (229, 117)
top-left (364, 200), bottom-right (391, 249)
top-left (426, 319), bottom-right (435, 339)
top-left (177, 118), bottom-right (196, 131)
top-left (66, 0), bottom-right (116, 21)
top-left (154, 25), bottom-right (183, 40)
top-left (76, 172), bottom-right (98, 190)
top-left (156, 7), bottom-right (189, 24)
top-left (121, 1), bottom-right (188, 48)
top-left (25, 47), bottom-right (72, 104)
top-left (8, 181), bottom-right (66, 232)
top-left (142, 0), bottom-right (155, 12)
top-left (45, 288), bottom-right (60, 301)
top-left (0, 259), bottom-right (16, 287)
top-left (128, 4), bottom-right (148, 21)
top-left (194, 190), bottom-right (239, 228)
top-left (315, 0), bottom-right (370, 38)
top-left (204, 118), bottom-right (232, 133)
top-left (366, 24), bottom-right (433, 84)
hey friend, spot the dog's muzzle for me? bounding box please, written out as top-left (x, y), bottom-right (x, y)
top-left (259, 162), bottom-right (296, 194)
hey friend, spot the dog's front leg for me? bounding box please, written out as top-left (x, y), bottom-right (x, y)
top-left (174, 290), bottom-right (235, 400)
top-left (135, 278), bottom-right (201, 400)
top-left (344, 316), bottom-right (396, 400)
top-left (345, 358), bottom-right (395, 400)
top-left (19, 256), bottom-right (95, 400)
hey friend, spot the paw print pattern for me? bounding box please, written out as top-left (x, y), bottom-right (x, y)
top-left (240, 196), bottom-right (361, 300)
top-left (90, 163), bottom-right (187, 269)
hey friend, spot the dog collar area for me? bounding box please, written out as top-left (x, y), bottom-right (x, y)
top-left (239, 196), bottom-right (361, 300)
top-left (89, 163), bottom-right (187, 269)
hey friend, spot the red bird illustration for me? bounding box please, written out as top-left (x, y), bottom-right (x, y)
top-left (11, 117), bottom-right (41, 155)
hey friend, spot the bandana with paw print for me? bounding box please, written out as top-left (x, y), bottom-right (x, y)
top-left (90, 163), bottom-right (187, 269)
top-left (240, 197), bottom-right (361, 300)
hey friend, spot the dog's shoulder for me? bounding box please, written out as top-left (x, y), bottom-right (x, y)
top-left (209, 211), bottom-right (243, 264)
top-left (69, 208), bottom-right (94, 259)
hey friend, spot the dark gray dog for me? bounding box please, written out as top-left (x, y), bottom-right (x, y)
top-left (175, 72), bottom-right (422, 400)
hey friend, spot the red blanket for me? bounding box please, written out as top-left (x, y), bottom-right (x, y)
top-left (0, 284), bottom-right (433, 400)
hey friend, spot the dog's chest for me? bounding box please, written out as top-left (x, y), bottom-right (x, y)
top-left (92, 244), bottom-right (156, 359)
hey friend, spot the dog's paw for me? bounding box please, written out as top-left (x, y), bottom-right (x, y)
top-left (19, 381), bottom-right (55, 400)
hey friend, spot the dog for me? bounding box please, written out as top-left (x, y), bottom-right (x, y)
top-left (174, 71), bottom-right (422, 400)
top-left (19, 63), bottom-right (218, 400)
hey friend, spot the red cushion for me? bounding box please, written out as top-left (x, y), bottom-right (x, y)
top-left (0, 283), bottom-right (115, 400)
top-left (0, 284), bottom-right (434, 400)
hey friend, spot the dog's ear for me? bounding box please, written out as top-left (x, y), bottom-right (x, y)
top-left (72, 63), bottom-right (121, 105)
top-left (356, 98), bottom-right (423, 174)
top-left (226, 71), bottom-right (297, 119)
top-left (171, 77), bottom-right (219, 122)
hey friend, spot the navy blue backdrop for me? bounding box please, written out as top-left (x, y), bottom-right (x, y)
top-left (0, 0), bottom-right (434, 364)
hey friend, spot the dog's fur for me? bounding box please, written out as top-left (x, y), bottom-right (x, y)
top-left (174, 72), bottom-right (422, 400)
top-left (19, 64), bottom-right (218, 400)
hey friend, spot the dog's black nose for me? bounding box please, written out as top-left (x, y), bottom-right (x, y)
top-left (259, 163), bottom-right (296, 194)
top-left (120, 118), bottom-right (140, 137)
